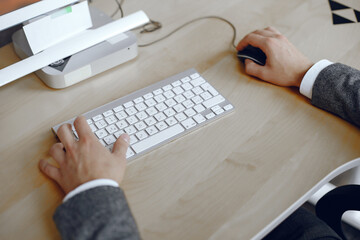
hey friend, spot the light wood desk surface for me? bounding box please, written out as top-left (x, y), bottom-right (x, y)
top-left (1, 0), bottom-right (360, 239)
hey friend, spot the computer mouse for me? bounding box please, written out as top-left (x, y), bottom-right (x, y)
top-left (237, 45), bottom-right (267, 66)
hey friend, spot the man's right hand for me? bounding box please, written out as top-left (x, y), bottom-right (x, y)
top-left (237, 27), bottom-right (314, 88)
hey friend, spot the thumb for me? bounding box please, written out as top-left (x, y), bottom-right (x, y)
top-left (244, 59), bottom-right (266, 80)
top-left (112, 134), bottom-right (130, 158)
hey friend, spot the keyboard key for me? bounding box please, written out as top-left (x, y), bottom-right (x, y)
top-left (173, 104), bottom-right (185, 113)
top-left (172, 80), bottom-right (181, 87)
top-left (125, 125), bottom-right (137, 135)
top-left (113, 105), bottom-right (124, 113)
top-left (135, 121), bottom-right (147, 131)
top-left (184, 108), bottom-right (196, 117)
top-left (145, 117), bottom-right (156, 126)
top-left (115, 111), bottom-right (127, 120)
top-left (154, 94), bottom-right (166, 103)
top-left (165, 117), bottom-right (177, 126)
top-left (95, 129), bottom-right (108, 139)
top-left (181, 76), bottom-right (191, 83)
top-left (125, 107), bottom-right (137, 116)
top-left (155, 102), bottom-right (167, 112)
top-left (193, 114), bottom-right (206, 124)
top-left (105, 115), bottom-right (117, 125)
top-left (175, 112), bottom-right (187, 122)
top-left (146, 126), bottom-right (158, 136)
top-left (87, 119), bottom-right (93, 125)
top-left (95, 120), bottom-right (107, 129)
top-left (192, 86), bottom-right (203, 95)
top-left (183, 91), bottom-right (195, 99)
top-left (134, 97), bottom-right (144, 104)
top-left (135, 102), bottom-right (147, 112)
top-left (190, 77), bottom-right (205, 87)
top-left (206, 112), bottom-right (216, 119)
top-left (172, 86), bottom-right (184, 95)
top-left (93, 114), bottom-right (103, 122)
top-left (103, 110), bottom-right (114, 117)
top-left (136, 111), bottom-right (148, 120)
top-left (162, 84), bottom-right (172, 91)
top-left (174, 94), bottom-right (186, 103)
top-left (116, 120), bottom-right (128, 129)
top-left (194, 104), bottom-right (206, 113)
top-left (214, 108), bottom-right (225, 115)
top-left (183, 99), bottom-right (194, 109)
top-left (190, 73), bottom-right (200, 79)
top-left (153, 88), bottom-right (163, 95)
top-left (181, 118), bottom-right (197, 129)
top-left (126, 115), bottom-right (138, 125)
top-left (104, 135), bottom-right (116, 145)
top-left (211, 105), bottom-right (221, 112)
top-left (224, 104), bottom-right (234, 111)
top-left (182, 82), bottom-right (192, 91)
top-left (203, 95), bottom-right (225, 109)
top-left (136, 130), bottom-right (148, 140)
top-left (145, 98), bottom-right (157, 107)
top-left (143, 93), bottom-right (154, 99)
top-left (146, 107), bottom-right (158, 116)
top-left (156, 121), bottom-right (168, 131)
top-left (200, 92), bottom-right (212, 100)
top-left (163, 90), bottom-right (175, 99)
top-left (154, 112), bottom-right (166, 122)
top-left (132, 124), bottom-right (184, 154)
top-left (164, 108), bottom-right (176, 117)
top-left (106, 124), bottom-right (118, 134)
top-left (165, 98), bottom-right (177, 108)
top-left (124, 101), bottom-right (134, 108)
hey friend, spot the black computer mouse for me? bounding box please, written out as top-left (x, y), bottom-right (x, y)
top-left (237, 45), bottom-right (267, 66)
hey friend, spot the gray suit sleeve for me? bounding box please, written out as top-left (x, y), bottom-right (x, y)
top-left (311, 63), bottom-right (360, 127)
top-left (53, 186), bottom-right (141, 240)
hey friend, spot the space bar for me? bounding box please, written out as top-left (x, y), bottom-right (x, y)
top-left (131, 124), bottom-right (185, 154)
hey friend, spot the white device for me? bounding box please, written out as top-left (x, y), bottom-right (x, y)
top-left (0, 0), bottom-right (79, 31)
top-left (0, 10), bottom-right (149, 88)
top-left (0, 0), bottom-right (150, 88)
top-left (23, 1), bottom-right (93, 54)
top-left (52, 69), bottom-right (234, 160)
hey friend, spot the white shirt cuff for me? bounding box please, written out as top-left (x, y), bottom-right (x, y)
top-left (300, 59), bottom-right (333, 99)
top-left (63, 179), bottom-right (119, 202)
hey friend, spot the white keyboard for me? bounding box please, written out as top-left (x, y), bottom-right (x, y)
top-left (52, 69), bottom-right (234, 160)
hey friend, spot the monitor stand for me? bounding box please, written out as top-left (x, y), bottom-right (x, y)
top-left (12, 6), bottom-right (138, 89)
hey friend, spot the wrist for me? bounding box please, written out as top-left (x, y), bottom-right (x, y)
top-left (294, 61), bottom-right (314, 88)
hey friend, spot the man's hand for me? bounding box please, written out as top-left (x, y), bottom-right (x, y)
top-left (237, 27), bottom-right (314, 87)
top-left (39, 116), bottom-right (130, 194)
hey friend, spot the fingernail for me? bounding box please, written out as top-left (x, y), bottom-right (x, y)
top-left (121, 134), bottom-right (130, 143)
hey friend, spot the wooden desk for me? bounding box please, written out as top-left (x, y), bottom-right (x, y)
top-left (1, 0), bottom-right (360, 239)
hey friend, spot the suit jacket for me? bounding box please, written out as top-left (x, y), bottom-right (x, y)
top-left (312, 63), bottom-right (360, 127)
top-left (54, 186), bottom-right (141, 240)
top-left (53, 63), bottom-right (360, 240)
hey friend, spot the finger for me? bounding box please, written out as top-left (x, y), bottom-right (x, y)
top-left (252, 29), bottom-right (278, 38)
top-left (112, 134), bottom-right (130, 158)
top-left (73, 116), bottom-right (95, 140)
top-left (57, 123), bottom-right (76, 149)
top-left (39, 159), bottom-right (62, 183)
top-left (49, 142), bottom-right (66, 164)
top-left (236, 32), bottom-right (266, 51)
top-left (244, 59), bottom-right (267, 80)
top-left (265, 26), bottom-right (281, 35)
